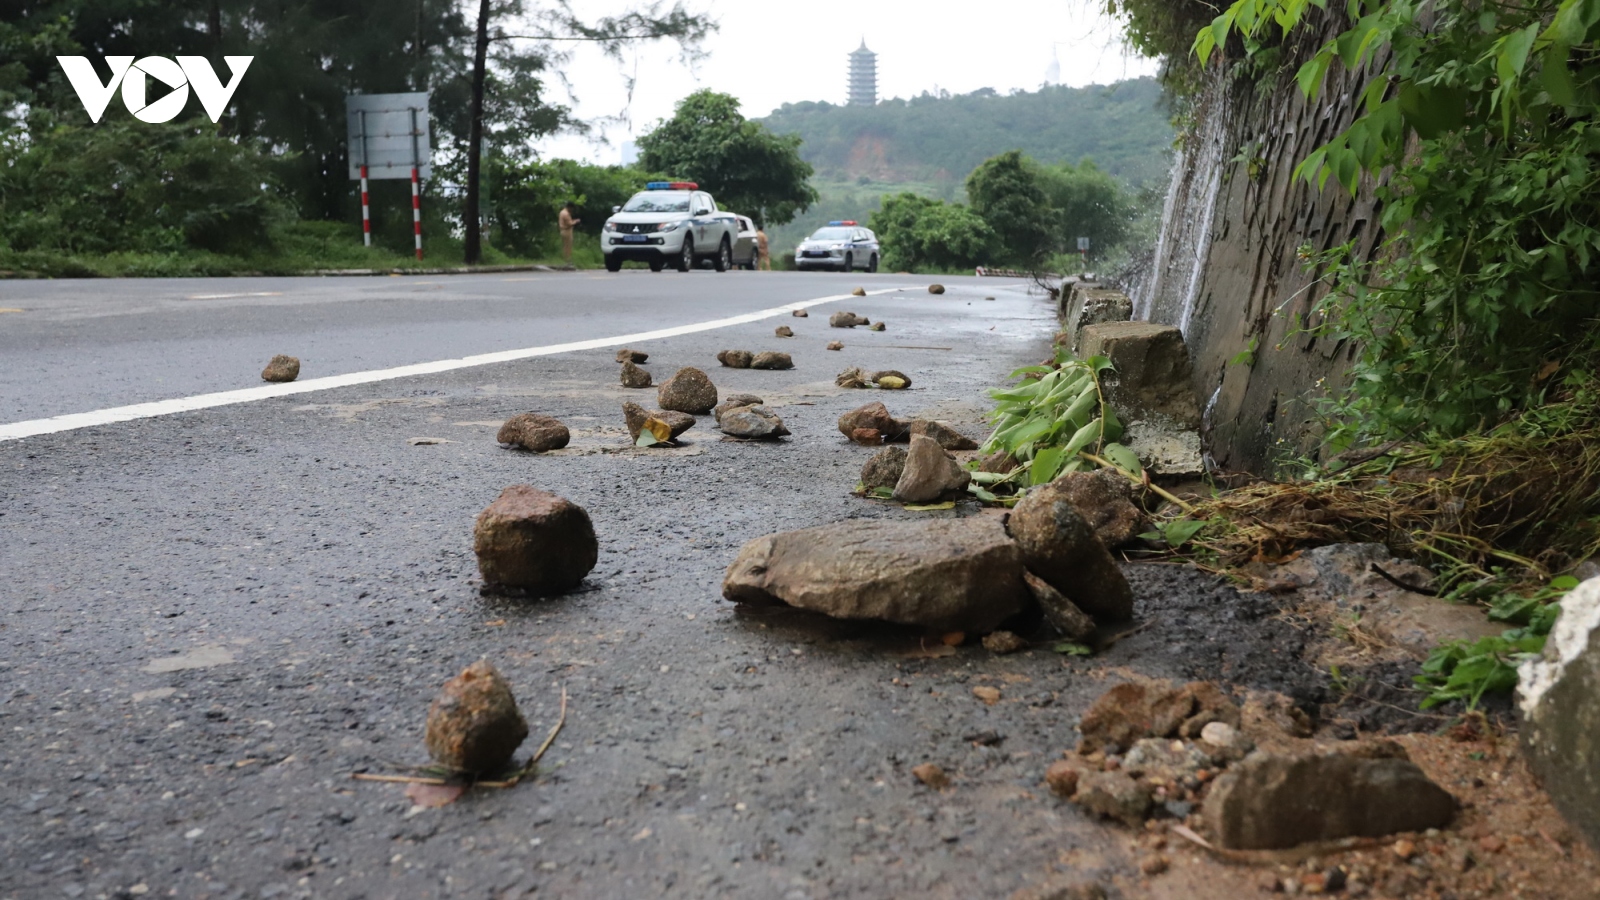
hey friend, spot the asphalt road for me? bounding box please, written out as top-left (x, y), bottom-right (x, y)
top-left (0, 270), bottom-right (1316, 900)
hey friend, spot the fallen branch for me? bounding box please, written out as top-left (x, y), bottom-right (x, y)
top-left (1078, 451), bottom-right (1197, 515)
top-left (1171, 823), bottom-right (1386, 865)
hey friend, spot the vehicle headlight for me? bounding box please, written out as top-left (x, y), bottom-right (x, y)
top-left (603, 221), bottom-right (619, 232)
top-left (657, 221), bottom-right (683, 233)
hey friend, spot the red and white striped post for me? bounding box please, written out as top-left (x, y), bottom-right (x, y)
top-left (359, 164), bottom-right (371, 246)
top-left (410, 165), bottom-right (422, 260)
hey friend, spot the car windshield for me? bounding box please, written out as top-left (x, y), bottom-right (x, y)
top-left (809, 227), bottom-right (852, 241)
top-left (622, 191), bottom-right (691, 213)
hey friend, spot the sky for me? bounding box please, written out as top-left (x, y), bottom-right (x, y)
top-left (530, 0), bottom-right (1161, 164)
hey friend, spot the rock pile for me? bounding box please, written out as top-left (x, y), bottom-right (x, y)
top-left (473, 486), bottom-right (598, 595)
top-left (424, 659), bottom-right (528, 775)
top-left (658, 366), bottom-right (718, 414)
top-left (495, 413), bottom-right (570, 452)
top-left (713, 393), bottom-right (764, 423)
top-left (261, 354), bottom-right (300, 383)
top-left (830, 311), bottom-right (870, 328)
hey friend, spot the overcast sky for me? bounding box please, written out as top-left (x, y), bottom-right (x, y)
top-left (530, 0), bottom-right (1161, 164)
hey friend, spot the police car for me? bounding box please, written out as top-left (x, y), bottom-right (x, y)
top-left (602, 182), bottom-right (741, 273)
top-left (795, 221), bottom-right (880, 272)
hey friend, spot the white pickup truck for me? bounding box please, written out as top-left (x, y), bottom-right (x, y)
top-left (602, 181), bottom-right (741, 273)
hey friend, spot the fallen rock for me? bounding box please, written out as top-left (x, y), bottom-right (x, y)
top-left (261, 354), bottom-right (300, 383)
top-left (928, 284), bottom-right (946, 295)
top-left (750, 351), bottom-right (794, 370)
top-left (775, 325), bottom-right (794, 337)
top-left (830, 311), bottom-right (869, 328)
top-left (1202, 741), bottom-right (1458, 849)
top-left (792, 309), bottom-right (809, 317)
top-left (1059, 284), bottom-right (1134, 354)
top-left (1122, 737), bottom-right (1212, 783)
top-left (860, 445), bottom-right (908, 491)
top-left (1076, 322), bottom-right (1203, 431)
top-left (717, 349), bottom-right (753, 369)
top-left (838, 401), bottom-right (903, 439)
top-left (979, 450), bottom-right (1020, 474)
top-left (826, 341), bottom-right (843, 351)
top-left (495, 413), bottom-right (571, 452)
top-left (909, 419), bottom-right (979, 451)
top-left (657, 366), bottom-right (718, 414)
top-left (893, 434), bottom-right (971, 502)
top-left (1072, 770), bottom-right (1152, 826)
top-left (1025, 469), bottom-right (1144, 549)
top-left (1077, 681), bottom-right (1241, 754)
top-left (424, 659), bottom-right (529, 775)
top-left (473, 486), bottom-right (598, 595)
top-left (913, 763), bottom-right (949, 789)
top-left (1045, 760), bottom-right (1082, 797)
top-left (869, 322), bottom-right (886, 331)
top-left (851, 287), bottom-right (866, 296)
top-left (1007, 489), bottom-right (1133, 622)
top-left (619, 359), bottom-right (652, 388)
top-left (615, 348), bottom-right (648, 363)
top-left (1023, 571), bottom-right (1095, 640)
top-left (722, 517), bottom-right (1031, 633)
top-left (850, 428), bottom-right (883, 446)
top-left (1519, 576), bottom-right (1600, 850)
top-left (713, 393), bottom-right (764, 423)
top-left (870, 369), bottom-right (911, 388)
top-left (719, 405), bottom-right (790, 440)
top-left (836, 366), bottom-right (869, 388)
top-left (982, 631), bottom-right (1027, 654)
top-left (622, 402), bottom-right (694, 442)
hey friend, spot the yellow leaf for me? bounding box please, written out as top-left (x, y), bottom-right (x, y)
top-left (877, 375), bottom-right (907, 389)
top-left (643, 417), bottom-right (672, 442)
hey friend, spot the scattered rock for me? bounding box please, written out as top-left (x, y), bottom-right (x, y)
top-left (1076, 322), bottom-right (1203, 431)
top-left (852, 287), bottom-right (866, 296)
top-left (1122, 737), bottom-right (1212, 783)
top-left (1199, 721), bottom-right (1253, 758)
top-left (928, 284), bottom-right (946, 295)
top-left (972, 685), bottom-right (1002, 704)
top-left (495, 413), bottom-right (571, 452)
top-left (909, 419), bottom-right (979, 451)
top-left (837, 366), bottom-right (869, 388)
top-left (893, 434), bottom-right (972, 502)
top-left (830, 311), bottom-right (869, 328)
top-left (838, 401), bottom-right (904, 439)
top-left (870, 369), bottom-right (911, 389)
top-left (1072, 770), bottom-right (1153, 826)
top-left (722, 517), bottom-right (1032, 633)
top-left (860, 445), bottom-right (908, 491)
top-left (261, 354), bottom-right (300, 383)
top-left (473, 486), bottom-right (598, 595)
top-left (1024, 469), bottom-right (1144, 549)
top-left (979, 450), bottom-right (1020, 474)
top-left (1077, 681), bottom-right (1241, 754)
top-left (1519, 575), bottom-right (1600, 850)
top-left (622, 402), bottom-right (694, 442)
top-left (869, 322), bottom-right (886, 331)
top-left (982, 631), bottom-right (1027, 654)
top-left (1046, 760), bottom-right (1082, 797)
top-left (775, 326), bottom-right (794, 338)
top-left (750, 351), bottom-right (794, 370)
top-left (792, 309), bottom-right (809, 318)
top-left (615, 348), bottom-right (648, 363)
top-left (424, 659), bottom-right (529, 775)
top-left (1023, 571), bottom-right (1095, 640)
top-left (827, 341), bottom-right (844, 351)
top-left (1007, 489), bottom-right (1134, 622)
top-left (1202, 740), bottom-right (1458, 849)
top-left (713, 393), bottom-right (764, 423)
top-left (984, 296), bottom-right (995, 301)
top-left (912, 763), bottom-right (949, 789)
top-left (850, 427), bottom-right (883, 446)
top-left (717, 349), bottom-right (753, 369)
top-left (719, 405), bottom-right (789, 440)
top-left (657, 366), bottom-right (718, 414)
top-left (619, 359), bottom-right (652, 388)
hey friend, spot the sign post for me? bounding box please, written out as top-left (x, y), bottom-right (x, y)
top-left (1076, 235), bottom-right (1090, 272)
top-left (346, 93), bottom-right (432, 259)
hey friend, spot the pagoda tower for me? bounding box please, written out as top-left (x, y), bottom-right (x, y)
top-left (848, 40), bottom-right (877, 106)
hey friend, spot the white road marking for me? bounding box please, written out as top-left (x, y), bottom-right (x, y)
top-left (0, 288), bottom-right (893, 442)
top-left (184, 291), bottom-right (284, 300)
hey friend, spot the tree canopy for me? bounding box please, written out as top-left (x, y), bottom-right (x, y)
top-left (636, 90), bottom-right (819, 226)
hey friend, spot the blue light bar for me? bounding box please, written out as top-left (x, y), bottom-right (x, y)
top-left (646, 181), bottom-right (698, 190)
top-left (827, 220), bottom-right (858, 226)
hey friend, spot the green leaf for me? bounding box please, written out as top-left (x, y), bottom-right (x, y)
top-left (1031, 446), bottom-right (1068, 485)
top-left (1053, 642), bottom-right (1094, 656)
top-left (1160, 518), bottom-right (1208, 548)
top-left (904, 501), bottom-right (957, 511)
top-left (1061, 417), bottom-right (1104, 458)
top-left (968, 484), bottom-right (1000, 503)
top-left (635, 431), bottom-right (661, 448)
top-left (1100, 442), bottom-right (1143, 475)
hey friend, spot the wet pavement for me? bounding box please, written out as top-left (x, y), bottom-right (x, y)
top-left (0, 273), bottom-right (1324, 899)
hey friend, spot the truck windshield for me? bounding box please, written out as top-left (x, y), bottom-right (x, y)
top-left (622, 191), bottom-right (691, 213)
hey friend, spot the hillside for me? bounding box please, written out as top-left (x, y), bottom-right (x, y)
top-left (756, 78), bottom-right (1174, 189)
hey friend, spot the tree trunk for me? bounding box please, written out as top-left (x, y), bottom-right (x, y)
top-left (463, 0), bottom-right (491, 265)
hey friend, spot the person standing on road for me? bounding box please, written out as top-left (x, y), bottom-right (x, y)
top-left (756, 226), bottom-right (771, 271)
top-left (558, 202), bottom-right (581, 265)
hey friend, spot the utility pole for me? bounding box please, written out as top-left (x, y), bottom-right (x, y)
top-left (463, 0), bottom-right (491, 265)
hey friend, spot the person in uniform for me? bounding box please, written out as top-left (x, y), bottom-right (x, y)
top-left (558, 202), bottom-right (581, 264)
top-left (756, 226), bottom-right (770, 271)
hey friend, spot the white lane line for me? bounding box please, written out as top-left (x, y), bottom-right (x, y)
top-left (0, 288), bottom-right (897, 442)
top-left (184, 292), bottom-right (284, 300)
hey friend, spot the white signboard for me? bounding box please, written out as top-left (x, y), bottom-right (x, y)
top-left (1076, 236), bottom-right (1091, 251)
top-left (346, 92), bottom-right (431, 180)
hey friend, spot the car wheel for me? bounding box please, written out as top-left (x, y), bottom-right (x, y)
top-left (677, 236), bottom-right (694, 272)
top-left (714, 238), bottom-right (732, 272)
top-left (842, 253), bottom-right (853, 273)
top-left (867, 254), bottom-right (878, 273)
top-left (604, 255), bottom-right (622, 272)
top-left (649, 260), bottom-right (664, 272)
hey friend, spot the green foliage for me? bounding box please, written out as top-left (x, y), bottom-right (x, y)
top-left (1036, 159), bottom-right (1138, 259)
top-left (965, 151), bottom-right (1054, 267)
top-left (637, 90), bottom-right (818, 226)
top-left (485, 158), bottom-right (660, 256)
top-left (1417, 575), bottom-right (1576, 708)
top-left (868, 193), bottom-right (995, 272)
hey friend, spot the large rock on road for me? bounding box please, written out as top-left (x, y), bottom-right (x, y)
top-left (1519, 576), bottom-right (1600, 850)
top-left (473, 486), bottom-right (598, 595)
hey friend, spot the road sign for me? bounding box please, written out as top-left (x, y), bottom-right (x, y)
top-left (1076, 236), bottom-right (1091, 251)
top-left (346, 93), bottom-right (431, 179)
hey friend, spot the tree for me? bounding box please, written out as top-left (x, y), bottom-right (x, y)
top-left (869, 193), bottom-right (995, 272)
top-left (965, 150), bottom-right (1053, 267)
top-left (1036, 160), bottom-right (1135, 260)
top-left (637, 90), bottom-right (819, 225)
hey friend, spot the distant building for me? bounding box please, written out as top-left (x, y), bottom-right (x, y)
top-left (1044, 47), bottom-right (1061, 85)
top-left (848, 40), bottom-right (877, 106)
top-left (620, 141), bottom-right (639, 166)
